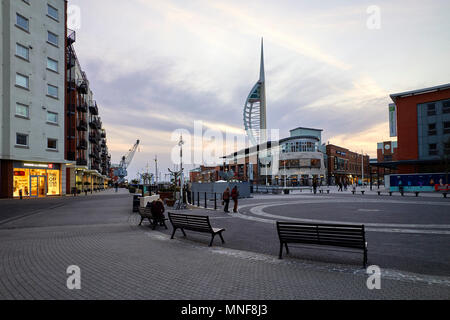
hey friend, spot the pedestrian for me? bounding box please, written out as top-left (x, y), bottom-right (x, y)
top-left (313, 179), bottom-right (317, 194)
top-left (231, 186), bottom-right (239, 213)
top-left (114, 182), bottom-right (119, 192)
top-left (222, 187), bottom-right (230, 213)
top-left (344, 180), bottom-right (348, 191)
top-left (338, 180), bottom-right (343, 192)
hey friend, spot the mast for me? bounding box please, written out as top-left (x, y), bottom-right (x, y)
top-left (259, 38), bottom-right (267, 142)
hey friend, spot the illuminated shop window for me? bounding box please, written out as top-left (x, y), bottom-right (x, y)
top-left (13, 169), bottom-right (30, 197)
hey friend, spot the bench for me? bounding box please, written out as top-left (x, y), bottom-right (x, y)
top-left (168, 212), bottom-right (225, 247)
top-left (377, 191), bottom-right (393, 196)
top-left (138, 207), bottom-right (168, 230)
top-left (276, 221), bottom-right (368, 267)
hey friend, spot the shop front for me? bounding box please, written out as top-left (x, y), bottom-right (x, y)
top-left (13, 162), bottom-right (62, 198)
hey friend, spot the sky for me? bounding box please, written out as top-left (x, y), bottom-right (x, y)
top-left (69, 0), bottom-right (450, 181)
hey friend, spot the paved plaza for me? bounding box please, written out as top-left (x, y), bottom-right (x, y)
top-left (0, 189), bottom-right (449, 300)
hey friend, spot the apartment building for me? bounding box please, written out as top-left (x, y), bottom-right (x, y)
top-left (65, 32), bottom-right (111, 194)
top-left (1, 0), bottom-right (67, 198)
top-left (0, 0), bottom-right (111, 198)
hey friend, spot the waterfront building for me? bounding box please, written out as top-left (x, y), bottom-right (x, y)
top-left (223, 127), bottom-right (327, 186)
top-left (0, 0), bottom-right (67, 198)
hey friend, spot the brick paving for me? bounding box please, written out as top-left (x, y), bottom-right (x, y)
top-left (0, 190), bottom-right (449, 300)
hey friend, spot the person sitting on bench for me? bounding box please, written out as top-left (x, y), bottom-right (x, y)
top-left (151, 199), bottom-right (166, 225)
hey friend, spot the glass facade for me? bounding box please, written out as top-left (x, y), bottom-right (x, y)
top-left (13, 164), bottom-right (61, 197)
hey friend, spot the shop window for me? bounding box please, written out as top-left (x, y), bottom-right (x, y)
top-left (13, 169), bottom-right (30, 197)
top-left (47, 170), bottom-right (60, 195)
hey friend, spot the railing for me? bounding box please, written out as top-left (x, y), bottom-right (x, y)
top-left (67, 29), bottom-right (76, 46)
top-left (89, 103), bottom-right (98, 115)
top-left (77, 103), bottom-right (88, 113)
top-left (188, 192), bottom-right (224, 210)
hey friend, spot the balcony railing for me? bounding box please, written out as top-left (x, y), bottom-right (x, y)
top-left (77, 120), bottom-right (88, 131)
top-left (76, 159), bottom-right (88, 166)
top-left (89, 134), bottom-right (99, 144)
top-left (77, 139), bottom-right (88, 150)
top-left (77, 103), bottom-right (88, 113)
top-left (78, 81), bottom-right (88, 94)
top-left (67, 29), bottom-right (76, 46)
top-left (89, 103), bottom-right (98, 115)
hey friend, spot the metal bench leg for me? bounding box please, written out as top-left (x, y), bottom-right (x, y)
top-left (209, 234), bottom-right (216, 247)
top-left (138, 217), bottom-right (144, 226)
top-left (218, 232), bottom-right (225, 244)
top-left (279, 243), bottom-right (284, 259)
top-left (181, 229), bottom-right (187, 237)
top-left (170, 228), bottom-right (177, 239)
top-left (284, 243), bottom-right (289, 255)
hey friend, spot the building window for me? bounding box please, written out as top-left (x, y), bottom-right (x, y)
top-left (16, 103), bottom-right (29, 118)
top-left (444, 121), bottom-right (450, 135)
top-left (16, 13), bottom-right (29, 32)
top-left (16, 73), bottom-right (29, 89)
top-left (47, 58), bottom-right (58, 72)
top-left (428, 123), bottom-right (437, 136)
top-left (429, 144), bottom-right (437, 156)
top-left (47, 84), bottom-right (58, 98)
top-left (47, 31), bottom-right (58, 46)
top-left (427, 103), bottom-right (436, 116)
top-left (47, 111), bottom-right (58, 124)
top-left (47, 4), bottom-right (59, 21)
top-left (47, 138), bottom-right (58, 150)
top-left (443, 101), bottom-right (450, 114)
top-left (16, 43), bottom-right (29, 60)
top-left (16, 133), bottom-right (28, 146)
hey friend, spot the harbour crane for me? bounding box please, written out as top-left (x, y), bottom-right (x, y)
top-left (115, 139), bottom-right (140, 184)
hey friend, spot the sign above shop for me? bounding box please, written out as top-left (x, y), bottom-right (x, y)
top-left (24, 163), bottom-right (54, 168)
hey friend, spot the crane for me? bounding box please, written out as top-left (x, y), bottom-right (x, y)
top-left (115, 140), bottom-right (140, 184)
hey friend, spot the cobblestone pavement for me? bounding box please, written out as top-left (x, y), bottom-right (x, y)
top-left (0, 191), bottom-right (449, 299)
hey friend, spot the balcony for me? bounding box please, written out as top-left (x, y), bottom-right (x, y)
top-left (89, 120), bottom-right (98, 130)
top-left (67, 152), bottom-right (76, 161)
top-left (89, 103), bottom-right (98, 115)
top-left (89, 134), bottom-right (98, 144)
top-left (77, 103), bottom-right (88, 113)
top-left (77, 120), bottom-right (88, 132)
top-left (67, 52), bottom-right (76, 69)
top-left (77, 139), bottom-right (88, 150)
top-left (67, 29), bottom-right (76, 46)
top-left (77, 81), bottom-right (88, 95)
top-left (76, 159), bottom-right (88, 166)
top-left (101, 130), bottom-right (106, 138)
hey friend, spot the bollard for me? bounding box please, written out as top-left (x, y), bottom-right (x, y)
top-left (205, 192), bottom-right (207, 208)
top-left (214, 193), bottom-right (217, 210)
top-left (197, 192), bottom-right (200, 207)
top-left (19, 189), bottom-right (23, 200)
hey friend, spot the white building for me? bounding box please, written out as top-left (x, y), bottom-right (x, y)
top-left (0, 0), bottom-right (67, 198)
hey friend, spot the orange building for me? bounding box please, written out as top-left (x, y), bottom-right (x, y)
top-left (390, 83), bottom-right (450, 174)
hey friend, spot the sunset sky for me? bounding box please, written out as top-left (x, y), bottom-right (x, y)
top-left (69, 0), bottom-right (450, 180)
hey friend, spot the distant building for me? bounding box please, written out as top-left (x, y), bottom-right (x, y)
top-left (189, 166), bottom-right (221, 183)
top-left (325, 144), bottom-right (370, 186)
top-left (222, 127), bottom-right (327, 186)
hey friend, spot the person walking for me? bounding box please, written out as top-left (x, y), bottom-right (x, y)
top-left (231, 186), bottom-right (239, 213)
top-left (313, 179), bottom-right (318, 194)
top-left (344, 180), bottom-right (348, 191)
top-left (223, 187), bottom-right (230, 213)
top-left (114, 182), bottom-right (119, 193)
top-left (338, 180), bottom-right (343, 192)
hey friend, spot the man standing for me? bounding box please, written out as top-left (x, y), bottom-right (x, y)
top-left (223, 187), bottom-right (230, 213)
top-left (231, 186), bottom-right (239, 213)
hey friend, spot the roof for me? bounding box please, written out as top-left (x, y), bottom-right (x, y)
top-left (390, 83), bottom-right (450, 102)
top-left (290, 127), bottom-right (323, 132)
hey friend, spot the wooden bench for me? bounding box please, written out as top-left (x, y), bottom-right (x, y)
top-left (276, 221), bottom-right (368, 267)
top-left (168, 212), bottom-right (225, 247)
top-left (138, 207), bottom-right (168, 230)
